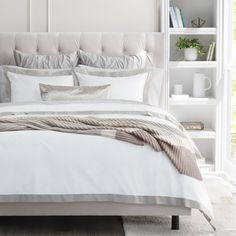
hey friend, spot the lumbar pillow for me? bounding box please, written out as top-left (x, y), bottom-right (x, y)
top-left (14, 50), bottom-right (79, 69)
top-left (76, 72), bottom-right (148, 102)
top-left (7, 71), bottom-right (74, 102)
top-left (78, 50), bottom-right (147, 69)
top-left (40, 84), bottom-right (111, 101)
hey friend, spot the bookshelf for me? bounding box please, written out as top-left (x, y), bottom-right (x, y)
top-left (162, 0), bottom-right (222, 173)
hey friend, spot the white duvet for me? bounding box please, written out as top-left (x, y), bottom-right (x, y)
top-left (0, 100), bottom-right (213, 219)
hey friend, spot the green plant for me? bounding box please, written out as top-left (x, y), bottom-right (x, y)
top-left (176, 37), bottom-right (205, 56)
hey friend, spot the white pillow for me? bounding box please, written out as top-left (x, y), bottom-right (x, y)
top-left (7, 71), bottom-right (74, 102)
top-left (76, 66), bottom-right (165, 107)
top-left (77, 72), bottom-right (148, 102)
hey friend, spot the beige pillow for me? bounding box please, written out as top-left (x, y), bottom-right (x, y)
top-left (14, 50), bottom-right (79, 69)
top-left (79, 50), bottom-right (147, 69)
top-left (40, 84), bottom-right (111, 101)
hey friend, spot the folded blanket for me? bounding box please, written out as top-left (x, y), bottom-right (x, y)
top-left (0, 115), bottom-right (202, 180)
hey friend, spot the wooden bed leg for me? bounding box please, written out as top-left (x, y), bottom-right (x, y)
top-left (171, 215), bottom-right (179, 230)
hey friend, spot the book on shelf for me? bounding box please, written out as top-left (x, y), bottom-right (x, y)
top-left (169, 15), bottom-right (173, 28)
top-left (174, 8), bottom-right (183, 28)
top-left (206, 41), bottom-right (216, 61)
top-left (169, 7), bottom-right (178, 28)
top-left (179, 9), bottom-right (186, 27)
top-left (169, 7), bottom-right (186, 28)
top-left (181, 122), bottom-right (204, 130)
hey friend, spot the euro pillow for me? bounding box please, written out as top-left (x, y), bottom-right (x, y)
top-left (0, 66), bottom-right (75, 103)
top-left (76, 72), bottom-right (148, 102)
top-left (75, 66), bottom-right (164, 107)
top-left (78, 50), bottom-right (146, 69)
top-left (40, 84), bottom-right (111, 101)
top-left (14, 50), bottom-right (79, 69)
top-left (7, 71), bottom-right (74, 102)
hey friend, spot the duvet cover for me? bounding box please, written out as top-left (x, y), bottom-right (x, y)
top-left (0, 100), bottom-right (213, 222)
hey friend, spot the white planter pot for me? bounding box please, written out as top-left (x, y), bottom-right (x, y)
top-left (184, 48), bottom-right (198, 61)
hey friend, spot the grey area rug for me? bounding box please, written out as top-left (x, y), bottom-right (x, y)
top-left (0, 216), bottom-right (124, 236)
top-left (123, 176), bottom-right (236, 236)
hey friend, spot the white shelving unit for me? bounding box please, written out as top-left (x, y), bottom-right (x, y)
top-left (162, 0), bottom-right (222, 173)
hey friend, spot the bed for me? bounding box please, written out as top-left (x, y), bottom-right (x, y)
top-left (0, 32), bottom-right (213, 230)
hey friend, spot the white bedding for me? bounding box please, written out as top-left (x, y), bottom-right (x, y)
top-left (0, 100), bottom-right (213, 219)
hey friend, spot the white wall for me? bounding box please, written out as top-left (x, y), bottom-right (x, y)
top-left (0, 0), bottom-right (161, 32)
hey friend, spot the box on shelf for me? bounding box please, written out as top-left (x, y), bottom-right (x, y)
top-left (181, 122), bottom-right (204, 130)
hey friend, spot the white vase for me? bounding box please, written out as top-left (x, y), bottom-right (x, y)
top-left (184, 48), bottom-right (198, 61)
top-left (193, 73), bottom-right (212, 98)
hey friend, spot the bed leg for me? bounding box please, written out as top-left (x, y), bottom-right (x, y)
top-left (171, 215), bottom-right (179, 230)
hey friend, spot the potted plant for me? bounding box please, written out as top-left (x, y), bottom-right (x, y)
top-left (176, 37), bottom-right (205, 61)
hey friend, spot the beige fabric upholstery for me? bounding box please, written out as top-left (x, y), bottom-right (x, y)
top-left (40, 84), bottom-right (111, 101)
top-left (0, 33), bottom-right (164, 68)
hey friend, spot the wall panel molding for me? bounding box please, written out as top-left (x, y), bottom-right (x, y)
top-left (47, 0), bottom-right (51, 32)
top-left (0, 0), bottom-right (161, 32)
top-left (30, 0), bottom-right (48, 32)
top-left (0, 0), bottom-right (29, 31)
top-left (28, 0), bottom-right (31, 32)
top-left (49, 0), bottom-right (159, 32)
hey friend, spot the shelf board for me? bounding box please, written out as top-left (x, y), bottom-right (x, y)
top-left (169, 97), bottom-right (217, 106)
top-left (169, 61), bottom-right (217, 69)
top-left (169, 27), bottom-right (217, 35)
top-left (198, 161), bottom-right (215, 173)
top-left (187, 128), bottom-right (216, 139)
top-left (198, 163), bottom-right (215, 175)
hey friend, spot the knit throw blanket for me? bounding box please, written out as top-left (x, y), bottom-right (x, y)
top-left (0, 115), bottom-right (202, 180)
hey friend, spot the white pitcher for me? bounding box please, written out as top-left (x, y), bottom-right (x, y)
top-left (193, 73), bottom-right (212, 98)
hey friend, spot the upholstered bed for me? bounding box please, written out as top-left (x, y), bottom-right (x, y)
top-left (0, 32), bottom-right (213, 230)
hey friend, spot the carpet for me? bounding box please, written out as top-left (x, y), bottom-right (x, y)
top-left (0, 216), bottom-right (125, 236)
top-left (123, 176), bottom-right (236, 236)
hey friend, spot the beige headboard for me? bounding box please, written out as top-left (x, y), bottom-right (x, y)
top-left (0, 32), bottom-right (165, 68)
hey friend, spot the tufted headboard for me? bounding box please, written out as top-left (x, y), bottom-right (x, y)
top-left (0, 32), bottom-right (165, 68)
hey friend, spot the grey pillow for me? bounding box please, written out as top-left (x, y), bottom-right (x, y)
top-left (14, 50), bottom-right (79, 69)
top-left (40, 84), bottom-right (111, 101)
top-left (0, 66), bottom-right (75, 103)
top-left (78, 50), bottom-right (147, 69)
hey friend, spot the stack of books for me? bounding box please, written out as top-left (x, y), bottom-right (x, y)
top-left (169, 7), bottom-right (186, 28)
top-left (206, 42), bottom-right (216, 61)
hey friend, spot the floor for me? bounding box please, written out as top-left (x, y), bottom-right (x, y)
top-left (123, 176), bottom-right (236, 235)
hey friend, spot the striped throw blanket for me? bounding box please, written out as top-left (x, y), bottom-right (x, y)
top-left (0, 115), bottom-right (202, 180)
